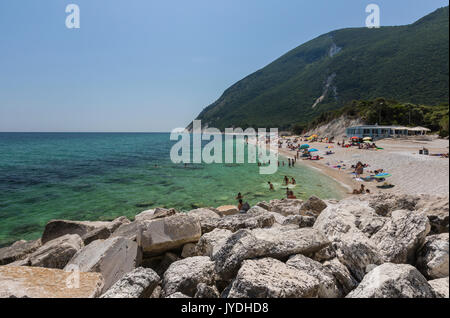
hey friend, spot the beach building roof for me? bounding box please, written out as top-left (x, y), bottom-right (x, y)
top-left (347, 125), bottom-right (410, 129)
top-left (408, 126), bottom-right (431, 132)
top-left (347, 125), bottom-right (431, 131)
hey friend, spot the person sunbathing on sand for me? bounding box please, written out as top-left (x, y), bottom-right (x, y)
top-left (351, 184), bottom-right (366, 195)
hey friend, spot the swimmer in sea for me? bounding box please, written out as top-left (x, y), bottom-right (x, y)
top-left (287, 190), bottom-right (297, 199)
top-left (268, 181), bottom-right (275, 191)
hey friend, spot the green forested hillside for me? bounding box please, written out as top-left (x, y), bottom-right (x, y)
top-left (295, 98), bottom-right (449, 137)
top-left (190, 6), bottom-right (449, 131)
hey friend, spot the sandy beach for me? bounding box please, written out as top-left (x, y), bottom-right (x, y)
top-left (276, 137), bottom-right (449, 197)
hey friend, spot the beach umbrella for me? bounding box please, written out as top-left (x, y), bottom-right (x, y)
top-left (300, 144), bottom-right (310, 149)
top-left (363, 137), bottom-right (372, 141)
top-left (326, 145), bottom-right (334, 148)
top-left (351, 136), bottom-right (359, 140)
top-left (311, 134), bottom-right (319, 138)
top-left (309, 148), bottom-right (319, 152)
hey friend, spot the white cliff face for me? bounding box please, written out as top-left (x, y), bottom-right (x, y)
top-left (311, 37), bottom-right (342, 109)
top-left (329, 41), bottom-right (342, 58)
top-left (311, 73), bottom-right (337, 109)
top-left (304, 116), bottom-right (365, 139)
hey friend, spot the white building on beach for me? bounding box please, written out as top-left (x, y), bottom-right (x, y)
top-left (345, 125), bottom-right (431, 139)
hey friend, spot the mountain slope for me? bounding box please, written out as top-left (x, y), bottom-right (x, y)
top-left (189, 6), bottom-right (449, 131)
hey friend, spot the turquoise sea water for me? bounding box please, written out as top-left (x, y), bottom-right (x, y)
top-left (0, 133), bottom-right (343, 246)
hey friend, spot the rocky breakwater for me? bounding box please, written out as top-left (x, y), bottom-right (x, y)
top-left (0, 194), bottom-right (448, 298)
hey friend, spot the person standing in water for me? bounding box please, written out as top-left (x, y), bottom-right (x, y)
top-left (239, 200), bottom-right (250, 213)
top-left (291, 177), bottom-right (296, 185)
top-left (238, 199), bottom-right (243, 211)
top-left (268, 181), bottom-right (275, 191)
top-left (287, 190), bottom-right (297, 199)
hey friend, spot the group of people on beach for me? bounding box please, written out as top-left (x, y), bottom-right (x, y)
top-left (354, 161), bottom-right (366, 177)
top-left (352, 184), bottom-right (370, 195)
top-left (277, 157), bottom-right (297, 167)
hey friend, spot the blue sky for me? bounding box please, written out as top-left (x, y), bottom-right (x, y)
top-left (0, 0), bottom-right (448, 132)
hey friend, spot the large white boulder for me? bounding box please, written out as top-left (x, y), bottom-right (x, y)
top-left (41, 218), bottom-right (126, 244)
top-left (110, 221), bottom-right (140, 241)
top-left (415, 195), bottom-right (449, 234)
top-left (137, 214), bottom-right (201, 256)
top-left (286, 254), bottom-right (341, 298)
top-left (28, 234), bottom-right (84, 269)
top-left (416, 233), bottom-right (449, 279)
top-left (212, 227), bottom-right (330, 280)
top-left (194, 283), bottom-right (220, 298)
top-left (269, 199), bottom-right (304, 216)
top-left (371, 210), bottom-right (430, 264)
top-left (64, 236), bottom-right (139, 292)
top-left (195, 228), bottom-right (233, 257)
top-left (162, 256), bottom-right (216, 297)
top-left (216, 205), bottom-right (239, 216)
top-left (101, 267), bottom-right (160, 298)
top-left (313, 202), bottom-right (383, 280)
top-left (282, 215), bottom-right (316, 228)
top-left (346, 263), bottom-right (435, 298)
top-left (0, 239), bottom-right (41, 266)
top-left (199, 212), bottom-right (275, 234)
top-left (300, 196), bottom-right (328, 216)
top-left (368, 193), bottom-right (420, 217)
top-left (331, 237), bottom-right (383, 281)
top-left (187, 208), bottom-right (221, 232)
top-left (227, 258), bottom-right (319, 298)
top-left (0, 266), bottom-right (103, 298)
top-left (428, 277), bottom-right (449, 298)
top-left (323, 258), bottom-right (359, 296)
top-left (135, 208), bottom-right (177, 222)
